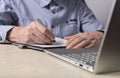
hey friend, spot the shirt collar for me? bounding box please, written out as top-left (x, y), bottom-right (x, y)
top-left (35, 0), bottom-right (52, 7)
top-left (35, 0), bottom-right (65, 8)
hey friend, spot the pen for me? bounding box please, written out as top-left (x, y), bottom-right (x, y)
top-left (49, 28), bottom-right (56, 42)
top-left (37, 19), bottom-right (56, 43)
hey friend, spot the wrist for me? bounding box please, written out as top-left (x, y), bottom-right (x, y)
top-left (95, 31), bottom-right (104, 39)
top-left (7, 27), bottom-right (21, 42)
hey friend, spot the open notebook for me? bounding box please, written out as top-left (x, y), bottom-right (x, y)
top-left (13, 37), bottom-right (67, 49)
top-left (29, 37), bottom-right (67, 48)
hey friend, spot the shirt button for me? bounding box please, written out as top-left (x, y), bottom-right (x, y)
top-left (53, 11), bottom-right (56, 14)
top-left (51, 25), bottom-right (54, 28)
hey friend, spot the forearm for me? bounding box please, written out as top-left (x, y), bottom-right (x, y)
top-left (0, 0), bottom-right (19, 43)
top-left (6, 21), bottom-right (55, 44)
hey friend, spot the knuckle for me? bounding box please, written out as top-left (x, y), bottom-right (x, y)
top-left (43, 28), bottom-right (48, 33)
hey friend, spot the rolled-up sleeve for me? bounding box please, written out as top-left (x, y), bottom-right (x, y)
top-left (0, 0), bottom-right (18, 43)
top-left (79, 1), bottom-right (105, 32)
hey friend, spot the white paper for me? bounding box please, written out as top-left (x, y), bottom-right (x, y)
top-left (31, 37), bottom-right (67, 48)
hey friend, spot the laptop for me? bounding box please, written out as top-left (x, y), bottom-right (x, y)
top-left (13, 0), bottom-right (120, 74)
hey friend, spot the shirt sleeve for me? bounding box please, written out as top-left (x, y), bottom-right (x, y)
top-left (0, 0), bottom-right (18, 43)
top-left (79, 1), bottom-right (105, 32)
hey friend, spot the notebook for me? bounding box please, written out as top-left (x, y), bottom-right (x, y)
top-left (12, 37), bottom-right (66, 49)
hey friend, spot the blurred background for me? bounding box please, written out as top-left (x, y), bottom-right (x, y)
top-left (85, 0), bottom-right (115, 26)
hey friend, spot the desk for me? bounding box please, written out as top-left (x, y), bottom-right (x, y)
top-left (0, 44), bottom-right (120, 78)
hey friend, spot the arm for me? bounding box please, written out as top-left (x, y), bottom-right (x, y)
top-left (0, 0), bottom-right (55, 44)
top-left (8, 21), bottom-right (55, 44)
top-left (80, 0), bottom-right (105, 32)
top-left (0, 0), bottom-right (18, 43)
top-left (65, 1), bottom-right (104, 49)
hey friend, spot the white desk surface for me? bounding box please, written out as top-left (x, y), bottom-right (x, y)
top-left (0, 44), bottom-right (120, 78)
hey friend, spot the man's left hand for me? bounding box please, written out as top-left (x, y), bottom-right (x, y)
top-left (64, 31), bottom-right (103, 49)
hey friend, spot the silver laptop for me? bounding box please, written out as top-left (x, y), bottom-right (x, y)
top-left (13, 0), bottom-right (120, 74)
top-left (43, 0), bottom-right (120, 74)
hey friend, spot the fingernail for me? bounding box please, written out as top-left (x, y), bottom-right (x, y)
top-left (66, 47), bottom-right (69, 49)
top-left (66, 46), bottom-right (70, 49)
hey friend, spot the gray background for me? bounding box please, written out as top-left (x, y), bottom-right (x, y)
top-left (85, 0), bottom-right (115, 26)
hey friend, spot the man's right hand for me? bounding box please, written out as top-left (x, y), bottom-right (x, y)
top-left (7, 21), bottom-right (55, 44)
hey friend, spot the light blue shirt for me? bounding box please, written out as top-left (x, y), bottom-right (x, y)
top-left (0, 0), bottom-right (104, 43)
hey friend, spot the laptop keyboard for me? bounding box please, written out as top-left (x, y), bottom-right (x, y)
top-left (46, 48), bottom-right (98, 67)
top-left (60, 48), bottom-right (98, 67)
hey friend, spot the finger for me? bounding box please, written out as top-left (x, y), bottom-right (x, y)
top-left (30, 33), bottom-right (48, 44)
top-left (48, 28), bottom-right (55, 40)
top-left (24, 22), bottom-right (48, 44)
top-left (44, 29), bottom-right (55, 41)
top-left (32, 26), bottom-right (53, 44)
top-left (66, 38), bottom-right (84, 49)
top-left (35, 21), bottom-right (47, 33)
top-left (72, 40), bottom-right (91, 49)
top-left (85, 39), bottom-right (99, 48)
top-left (30, 22), bottom-right (54, 44)
top-left (23, 30), bottom-right (46, 44)
top-left (84, 38), bottom-right (98, 48)
top-left (75, 37), bottom-right (96, 49)
top-left (85, 43), bottom-right (94, 48)
top-left (35, 21), bottom-right (55, 41)
top-left (66, 37), bottom-right (75, 46)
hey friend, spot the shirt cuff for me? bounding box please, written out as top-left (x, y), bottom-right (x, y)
top-left (96, 24), bottom-right (105, 32)
top-left (0, 25), bottom-right (14, 43)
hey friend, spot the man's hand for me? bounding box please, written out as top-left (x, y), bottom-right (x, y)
top-left (64, 31), bottom-right (103, 49)
top-left (7, 21), bottom-right (55, 44)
